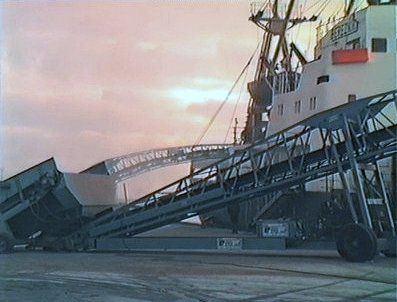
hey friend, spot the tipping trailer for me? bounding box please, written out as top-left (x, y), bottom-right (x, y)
top-left (0, 159), bottom-right (73, 251)
top-left (0, 158), bottom-right (120, 251)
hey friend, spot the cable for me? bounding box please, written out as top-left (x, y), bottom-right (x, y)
top-left (223, 68), bottom-right (249, 144)
top-left (314, 0), bottom-right (330, 17)
top-left (304, 0), bottom-right (325, 15)
top-left (292, 0), bottom-right (309, 43)
top-left (193, 42), bottom-right (261, 147)
top-left (334, 3), bottom-right (345, 19)
top-left (223, 63), bottom-right (250, 144)
top-left (355, 0), bottom-right (366, 12)
top-left (307, 21), bottom-right (313, 59)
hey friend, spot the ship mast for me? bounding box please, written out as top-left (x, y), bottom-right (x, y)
top-left (242, 0), bottom-right (317, 143)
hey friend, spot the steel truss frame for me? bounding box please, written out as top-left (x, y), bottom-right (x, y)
top-left (82, 90), bottom-right (397, 241)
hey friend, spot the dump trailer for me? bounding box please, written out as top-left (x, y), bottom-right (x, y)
top-left (0, 158), bottom-right (120, 252)
top-left (0, 159), bottom-right (70, 251)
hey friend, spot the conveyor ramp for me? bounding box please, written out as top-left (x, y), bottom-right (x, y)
top-left (81, 91), bottom-right (396, 243)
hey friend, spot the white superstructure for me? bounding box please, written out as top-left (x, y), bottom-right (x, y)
top-left (267, 4), bottom-right (396, 136)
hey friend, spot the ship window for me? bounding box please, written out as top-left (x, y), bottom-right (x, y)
top-left (317, 75), bottom-right (329, 84)
top-left (294, 100), bottom-right (301, 113)
top-left (277, 104), bottom-right (284, 116)
top-left (372, 38), bottom-right (387, 52)
top-left (348, 94), bottom-right (356, 102)
top-left (309, 97), bottom-right (317, 110)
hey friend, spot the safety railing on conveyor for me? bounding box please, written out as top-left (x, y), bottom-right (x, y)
top-left (82, 144), bottom-right (232, 183)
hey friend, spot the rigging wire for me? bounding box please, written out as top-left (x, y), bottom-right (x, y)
top-left (291, 0), bottom-right (308, 52)
top-left (223, 62), bottom-right (250, 144)
top-left (292, 0), bottom-right (307, 43)
top-left (193, 42), bottom-right (261, 147)
top-left (304, 0), bottom-right (326, 15)
top-left (332, 3), bottom-right (345, 20)
top-left (307, 21), bottom-right (313, 58)
top-left (355, 0), bottom-right (366, 12)
top-left (311, 0), bottom-right (338, 39)
top-left (313, 0), bottom-right (330, 17)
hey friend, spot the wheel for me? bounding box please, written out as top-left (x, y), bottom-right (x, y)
top-left (336, 224), bottom-right (377, 262)
top-left (0, 235), bottom-right (12, 254)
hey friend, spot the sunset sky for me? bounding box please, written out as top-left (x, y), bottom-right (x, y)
top-left (0, 0), bottom-right (353, 179)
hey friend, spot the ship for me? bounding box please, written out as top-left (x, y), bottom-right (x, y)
top-left (0, 0), bottom-right (396, 257)
top-left (200, 0), bottom-right (397, 236)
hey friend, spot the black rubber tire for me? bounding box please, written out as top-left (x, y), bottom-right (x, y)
top-left (0, 235), bottom-right (12, 254)
top-left (336, 223), bottom-right (377, 262)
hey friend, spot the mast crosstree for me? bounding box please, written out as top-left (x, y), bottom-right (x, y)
top-left (243, 0), bottom-right (317, 143)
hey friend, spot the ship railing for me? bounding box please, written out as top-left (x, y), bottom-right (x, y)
top-left (273, 71), bottom-right (301, 95)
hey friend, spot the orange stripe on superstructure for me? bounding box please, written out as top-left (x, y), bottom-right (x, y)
top-left (332, 48), bottom-right (369, 64)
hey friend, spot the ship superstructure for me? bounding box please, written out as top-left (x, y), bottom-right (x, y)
top-left (205, 0), bottom-right (397, 231)
top-left (268, 4), bottom-right (396, 136)
top-left (243, 0), bottom-right (396, 140)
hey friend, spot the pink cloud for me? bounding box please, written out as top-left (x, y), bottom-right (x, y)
top-left (1, 1), bottom-right (260, 178)
top-left (1, 0), bottom-right (346, 178)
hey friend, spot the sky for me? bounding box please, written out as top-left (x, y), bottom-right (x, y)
top-left (0, 0), bottom-right (353, 179)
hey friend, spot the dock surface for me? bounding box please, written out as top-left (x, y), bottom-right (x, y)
top-left (1, 249), bottom-right (396, 301)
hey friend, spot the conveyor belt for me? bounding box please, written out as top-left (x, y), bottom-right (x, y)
top-left (82, 91), bottom-right (397, 240)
